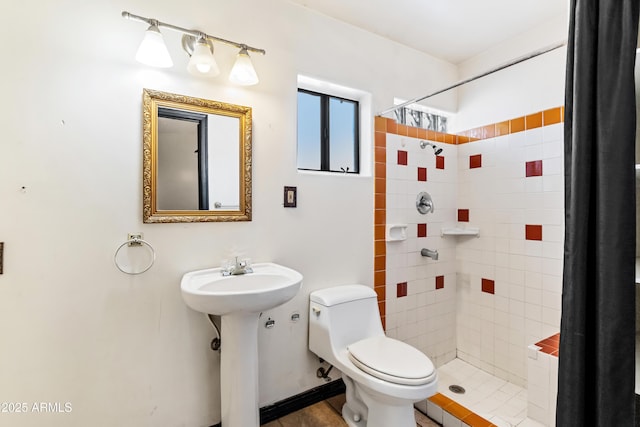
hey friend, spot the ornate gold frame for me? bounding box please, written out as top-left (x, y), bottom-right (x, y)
top-left (142, 89), bottom-right (252, 223)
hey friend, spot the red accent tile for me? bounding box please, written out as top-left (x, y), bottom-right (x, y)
top-left (436, 275), bottom-right (444, 290)
top-left (458, 209), bottom-right (470, 222)
top-left (397, 150), bottom-right (408, 165)
top-left (397, 282), bottom-right (408, 298)
top-left (525, 224), bottom-right (543, 241)
top-left (436, 155), bottom-right (445, 169)
top-left (481, 278), bottom-right (495, 294)
top-left (417, 223), bottom-right (427, 238)
top-left (417, 167), bottom-right (427, 181)
top-left (469, 154), bottom-right (482, 169)
top-left (526, 160), bottom-right (543, 177)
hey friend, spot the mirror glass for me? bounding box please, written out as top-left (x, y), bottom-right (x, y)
top-left (143, 89), bottom-right (252, 222)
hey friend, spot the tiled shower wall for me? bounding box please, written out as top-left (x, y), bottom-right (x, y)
top-left (374, 109), bottom-right (565, 382)
top-left (455, 112), bottom-right (564, 386)
top-left (384, 132), bottom-right (459, 367)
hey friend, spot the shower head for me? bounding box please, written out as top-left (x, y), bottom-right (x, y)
top-left (419, 140), bottom-right (443, 155)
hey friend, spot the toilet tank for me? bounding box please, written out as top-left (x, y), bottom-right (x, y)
top-left (309, 285), bottom-right (385, 359)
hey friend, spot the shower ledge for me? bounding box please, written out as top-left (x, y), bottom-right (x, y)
top-left (441, 227), bottom-right (479, 237)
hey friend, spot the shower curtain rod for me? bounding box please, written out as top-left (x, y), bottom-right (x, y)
top-left (378, 39), bottom-right (567, 116)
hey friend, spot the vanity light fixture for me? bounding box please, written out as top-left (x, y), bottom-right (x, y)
top-left (122, 11), bottom-right (265, 86)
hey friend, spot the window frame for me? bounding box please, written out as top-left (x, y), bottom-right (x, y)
top-left (297, 88), bottom-right (360, 174)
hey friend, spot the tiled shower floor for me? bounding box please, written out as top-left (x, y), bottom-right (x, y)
top-left (436, 359), bottom-right (543, 427)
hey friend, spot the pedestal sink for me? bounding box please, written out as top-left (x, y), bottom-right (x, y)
top-left (181, 263), bottom-right (303, 427)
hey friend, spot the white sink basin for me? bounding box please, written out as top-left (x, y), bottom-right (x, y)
top-left (181, 262), bottom-right (303, 315)
top-left (181, 262), bottom-right (303, 426)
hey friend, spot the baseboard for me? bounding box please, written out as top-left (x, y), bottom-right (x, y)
top-left (208, 379), bottom-right (345, 427)
top-left (260, 379), bottom-right (345, 424)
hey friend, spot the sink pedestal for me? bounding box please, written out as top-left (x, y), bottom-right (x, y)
top-left (180, 263), bottom-right (303, 427)
top-left (221, 312), bottom-right (260, 427)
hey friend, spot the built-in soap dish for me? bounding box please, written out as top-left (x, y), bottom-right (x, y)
top-left (386, 224), bottom-right (408, 241)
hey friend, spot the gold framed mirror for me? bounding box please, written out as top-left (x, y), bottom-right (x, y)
top-left (142, 89), bottom-right (252, 223)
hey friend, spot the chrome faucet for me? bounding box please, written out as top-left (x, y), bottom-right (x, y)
top-left (222, 257), bottom-right (253, 276)
top-left (421, 248), bottom-right (439, 260)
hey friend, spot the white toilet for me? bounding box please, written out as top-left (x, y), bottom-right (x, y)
top-left (308, 284), bottom-right (437, 427)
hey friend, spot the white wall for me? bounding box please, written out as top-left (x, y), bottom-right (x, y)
top-left (0, 0), bottom-right (458, 426)
top-left (454, 13), bottom-right (568, 131)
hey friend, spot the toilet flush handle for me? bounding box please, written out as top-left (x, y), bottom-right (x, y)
top-left (311, 306), bottom-right (321, 316)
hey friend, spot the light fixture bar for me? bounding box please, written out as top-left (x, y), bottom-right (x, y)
top-left (122, 11), bottom-right (266, 55)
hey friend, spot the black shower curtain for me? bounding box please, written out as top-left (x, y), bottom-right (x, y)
top-left (557, 0), bottom-right (639, 425)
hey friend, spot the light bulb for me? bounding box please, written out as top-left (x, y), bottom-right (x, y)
top-left (135, 25), bottom-right (173, 68)
top-left (229, 48), bottom-right (259, 86)
top-left (187, 38), bottom-right (220, 77)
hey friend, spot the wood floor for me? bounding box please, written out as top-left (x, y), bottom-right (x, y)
top-left (262, 394), bottom-right (439, 427)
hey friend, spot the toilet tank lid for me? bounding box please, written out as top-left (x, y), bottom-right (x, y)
top-left (310, 285), bottom-right (376, 306)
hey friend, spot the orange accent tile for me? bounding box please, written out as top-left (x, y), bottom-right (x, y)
top-left (417, 128), bottom-right (427, 139)
top-left (374, 209), bottom-right (386, 226)
top-left (526, 112), bottom-right (543, 130)
top-left (495, 120), bottom-right (510, 136)
top-left (374, 193), bottom-right (385, 210)
top-left (375, 131), bottom-right (386, 148)
top-left (561, 106), bottom-right (565, 122)
top-left (374, 116), bottom-right (387, 132)
top-left (445, 402), bottom-right (472, 419)
top-left (375, 162), bottom-right (386, 179)
top-left (484, 124), bottom-right (496, 139)
top-left (374, 225), bottom-right (385, 241)
top-left (374, 255), bottom-right (386, 271)
top-left (457, 135), bottom-right (470, 144)
top-left (374, 270), bottom-right (385, 287)
top-left (435, 132), bottom-right (445, 143)
top-left (374, 177), bottom-right (386, 194)
top-left (407, 126), bottom-right (418, 138)
top-left (543, 107), bottom-right (562, 126)
top-left (461, 412), bottom-right (494, 427)
top-left (510, 116), bottom-right (525, 133)
top-left (526, 224), bottom-right (543, 241)
top-left (444, 133), bottom-right (455, 144)
top-left (427, 130), bottom-right (436, 141)
top-left (374, 240), bottom-right (386, 256)
top-left (428, 393), bottom-right (454, 408)
top-left (374, 146), bottom-right (386, 164)
top-left (374, 284), bottom-right (386, 301)
top-left (387, 119), bottom-right (398, 134)
top-left (380, 315), bottom-right (386, 331)
top-left (397, 124), bottom-right (408, 136)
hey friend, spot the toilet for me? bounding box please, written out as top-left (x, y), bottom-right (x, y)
top-left (308, 284), bottom-right (437, 427)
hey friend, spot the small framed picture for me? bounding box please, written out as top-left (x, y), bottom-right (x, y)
top-left (284, 186), bottom-right (297, 208)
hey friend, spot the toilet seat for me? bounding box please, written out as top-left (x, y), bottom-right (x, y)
top-left (347, 336), bottom-right (436, 386)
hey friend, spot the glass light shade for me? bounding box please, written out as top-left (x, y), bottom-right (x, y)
top-left (135, 25), bottom-right (173, 68)
top-left (229, 49), bottom-right (259, 86)
top-left (187, 40), bottom-right (220, 77)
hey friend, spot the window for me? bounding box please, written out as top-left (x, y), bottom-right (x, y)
top-left (297, 89), bottom-right (359, 173)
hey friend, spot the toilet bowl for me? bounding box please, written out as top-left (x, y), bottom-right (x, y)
top-left (308, 284), bottom-right (437, 427)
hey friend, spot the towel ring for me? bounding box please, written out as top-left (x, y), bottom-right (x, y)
top-left (114, 237), bottom-right (156, 275)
